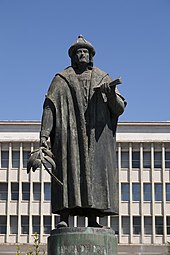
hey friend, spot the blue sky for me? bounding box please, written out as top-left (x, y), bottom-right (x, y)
top-left (0, 0), bottom-right (170, 121)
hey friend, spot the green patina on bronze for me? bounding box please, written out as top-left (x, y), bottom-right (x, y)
top-left (48, 227), bottom-right (117, 255)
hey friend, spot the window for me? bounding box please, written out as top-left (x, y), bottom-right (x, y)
top-left (154, 152), bottom-right (162, 168)
top-left (1, 151), bottom-right (9, 168)
top-left (69, 216), bottom-right (74, 227)
top-left (43, 216), bottom-right (51, 234)
top-left (22, 183), bottom-right (30, 200)
top-left (116, 151), bottom-right (118, 168)
top-left (155, 216), bottom-right (163, 235)
top-left (55, 215), bottom-right (60, 228)
top-left (11, 183), bottom-right (19, 200)
top-left (132, 151), bottom-right (140, 168)
top-left (143, 151), bottom-right (151, 168)
top-left (165, 152), bottom-right (170, 168)
top-left (10, 216), bottom-right (18, 234)
top-left (122, 216), bottom-right (130, 235)
top-left (0, 183), bottom-right (8, 200)
top-left (132, 183), bottom-right (141, 201)
top-left (32, 216), bottom-right (40, 234)
top-left (77, 216), bottom-right (86, 227)
top-left (110, 216), bottom-right (119, 235)
top-left (154, 183), bottom-right (162, 201)
top-left (21, 216), bottom-right (29, 234)
top-left (12, 151), bottom-right (20, 168)
top-left (133, 216), bottom-right (141, 234)
top-left (121, 152), bottom-right (129, 168)
top-left (143, 183), bottom-right (152, 201)
top-left (121, 183), bottom-right (129, 201)
top-left (44, 183), bottom-right (51, 200)
top-left (23, 151), bottom-right (30, 168)
top-left (167, 216), bottom-right (170, 235)
top-left (33, 183), bottom-right (41, 201)
top-left (0, 216), bottom-right (6, 234)
top-left (166, 184), bottom-right (170, 201)
top-left (144, 216), bottom-right (152, 235)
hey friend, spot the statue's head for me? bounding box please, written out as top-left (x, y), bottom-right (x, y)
top-left (68, 35), bottom-right (95, 68)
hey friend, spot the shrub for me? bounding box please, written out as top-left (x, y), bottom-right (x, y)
top-left (16, 233), bottom-right (46, 255)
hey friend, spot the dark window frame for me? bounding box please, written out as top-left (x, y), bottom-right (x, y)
top-left (121, 183), bottom-right (130, 201)
top-left (133, 216), bottom-right (141, 235)
top-left (143, 151), bottom-right (151, 168)
top-left (154, 151), bottom-right (162, 169)
top-left (143, 183), bottom-right (152, 201)
top-left (11, 183), bottom-right (19, 201)
top-left (121, 151), bottom-right (129, 168)
top-left (155, 216), bottom-right (163, 235)
top-left (1, 151), bottom-right (9, 168)
top-left (132, 151), bottom-right (140, 169)
top-left (21, 216), bottom-right (29, 234)
top-left (132, 183), bottom-right (141, 201)
top-left (154, 183), bottom-right (163, 201)
top-left (12, 151), bottom-right (20, 169)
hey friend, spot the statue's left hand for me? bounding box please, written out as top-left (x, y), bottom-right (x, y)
top-left (40, 136), bottom-right (48, 148)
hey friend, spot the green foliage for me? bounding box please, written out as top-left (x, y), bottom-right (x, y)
top-left (16, 245), bottom-right (21, 255)
top-left (16, 233), bottom-right (46, 255)
top-left (167, 241), bottom-right (170, 255)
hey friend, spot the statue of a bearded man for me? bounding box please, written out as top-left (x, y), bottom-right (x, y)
top-left (40, 35), bottom-right (126, 228)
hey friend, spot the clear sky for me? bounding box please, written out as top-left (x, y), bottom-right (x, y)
top-left (0, 0), bottom-right (170, 121)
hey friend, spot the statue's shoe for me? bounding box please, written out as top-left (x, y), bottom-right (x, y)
top-left (57, 221), bottom-right (68, 228)
top-left (88, 221), bottom-right (110, 229)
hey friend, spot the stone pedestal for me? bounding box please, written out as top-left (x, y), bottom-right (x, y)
top-left (48, 227), bottom-right (117, 255)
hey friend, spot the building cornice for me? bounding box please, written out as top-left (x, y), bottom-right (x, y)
top-left (0, 121), bottom-right (170, 143)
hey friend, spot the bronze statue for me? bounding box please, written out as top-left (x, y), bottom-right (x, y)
top-left (30, 35), bottom-right (126, 228)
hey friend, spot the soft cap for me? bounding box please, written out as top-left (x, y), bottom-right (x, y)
top-left (68, 35), bottom-right (95, 58)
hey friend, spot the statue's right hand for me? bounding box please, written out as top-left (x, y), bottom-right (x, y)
top-left (100, 82), bottom-right (112, 94)
top-left (40, 136), bottom-right (48, 148)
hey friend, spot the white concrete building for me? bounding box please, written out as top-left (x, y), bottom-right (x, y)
top-left (0, 121), bottom-right (170, 255)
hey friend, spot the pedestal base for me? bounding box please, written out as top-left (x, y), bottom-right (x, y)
top-left (48, 227), bottom-right (117, 255)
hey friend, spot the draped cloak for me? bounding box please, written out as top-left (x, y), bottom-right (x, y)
top-left (40, 66), bottom-right (126, 217)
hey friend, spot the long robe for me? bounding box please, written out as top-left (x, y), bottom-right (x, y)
top-left (40, 66), bottom-right (126, 216)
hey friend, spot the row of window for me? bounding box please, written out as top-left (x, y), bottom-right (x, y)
top-left (0, 215), bottom-right (53, 235)
top-left (0, 151), bottom-right (30, 168)
top-left (121, 183), bottom-right (170, 201)
top-left (1, 182), bottom-right (170, 202)
top-left (120, 151), bottom-right (170, 169)
top-left (0, 215), bottom-right (169, 236)
top-left (0, 182), bottom-right (51, 201)
top-left (121, 216), bottom-right (170, 235)
top-left (1, 150), bottom-right (170, 169)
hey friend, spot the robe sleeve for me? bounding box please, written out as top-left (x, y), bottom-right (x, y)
top-left (101, 75), bottom-right (127, 116)
top-left (106, 88), bottom-right (127, 116)
top-left (40, 98), bottom-right (54, 139)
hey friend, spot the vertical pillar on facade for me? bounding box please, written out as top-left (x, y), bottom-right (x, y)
top-left (140, 143), bottom-right (144, 244)
top-left (0, 143), bottom-right (1, 169)
top-left (6, 142), bottom-right (12, 243)
top-left (107, 216), bottom-right (111, 228)
top-left (118, 143), bottom-right (122, 243)
top-left (52, 214), bottom-right (55, 231)
top-left (85, 217), bottom-right (88, 227)
top-left (29, 142), bottom-right (34, 243)
top-left (129, 143), bottom-right (133, 244)
top-left (17, 142), bottom-right (23, 243)
top-left (151, 143), bottom-right (155, 244)
top-left (74, 216), bottom-right (77, 227)
top-left (162, 143), bottom-right (166, 244)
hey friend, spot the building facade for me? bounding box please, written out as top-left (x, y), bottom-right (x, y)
top-left (0, 121), bottom-right (170, 255)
